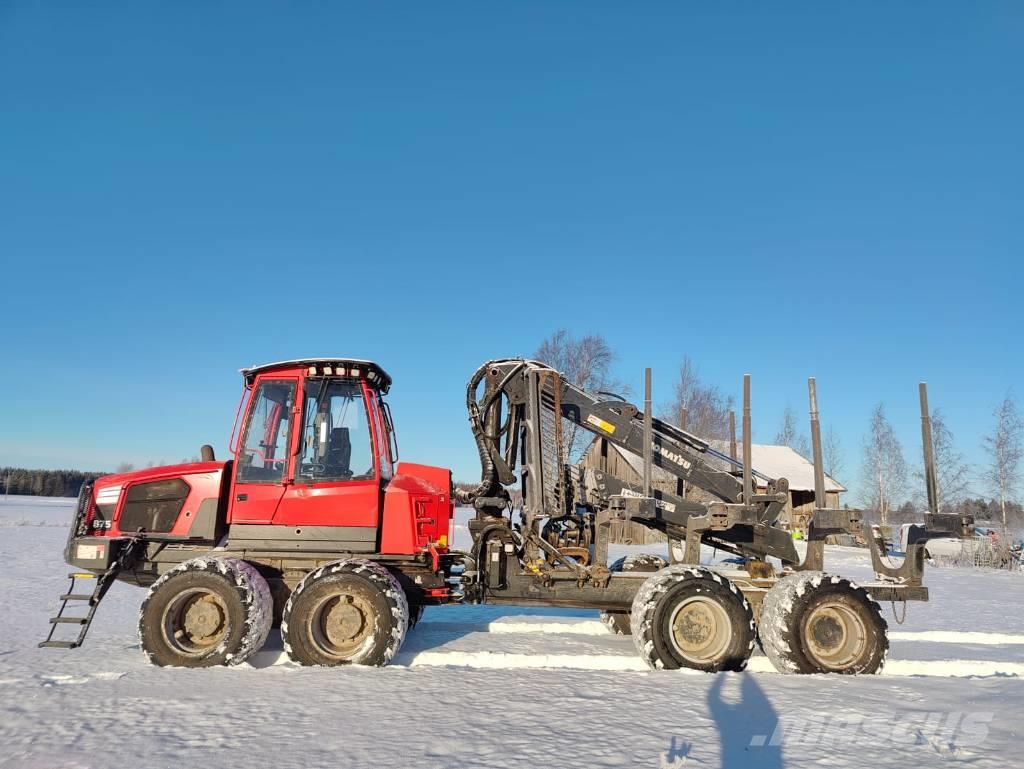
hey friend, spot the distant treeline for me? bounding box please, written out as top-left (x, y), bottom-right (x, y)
top-left (1, 467), bottom-right (108, 498)
top-left (870, 497), bottom-right (1024, 530)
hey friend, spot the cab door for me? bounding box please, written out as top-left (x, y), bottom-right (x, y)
top-left (272, 378), bottom-right (382, 531)
top-left (228, 377), bottom-right (299, 524)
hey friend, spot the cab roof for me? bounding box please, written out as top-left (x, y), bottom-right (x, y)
top-left (241, 358), bottom-right (392, 391)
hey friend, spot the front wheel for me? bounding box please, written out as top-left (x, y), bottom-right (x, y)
top-left (281, 560), bottom-right (409, 666)
top-left (138, 557), bottom-right (273, 667)
top-left (631, 566), bottom-right (755, 672)
top-left (759, 572), bottom-right (888, 674)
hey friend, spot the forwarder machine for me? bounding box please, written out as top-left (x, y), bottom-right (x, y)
top-left (41, 358), bottom-right (970, 673)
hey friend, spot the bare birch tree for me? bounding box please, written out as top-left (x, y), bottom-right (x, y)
top-left (534, 329), bottom-right (620, 461)
top-left (662, 356), bottom-right (734, 441)
top-left (982, 393), bottom-right (1022, 534)
top-left (860, 403), bottom-right (907, 526)
top-left (775, 406), bottom-right (810, 457)
top-left (917, 409), bottom-right (971, 511)
top-left (823, 424), bottom-right (845, 483)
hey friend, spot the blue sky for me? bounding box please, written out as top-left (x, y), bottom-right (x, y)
top-left (1, 2), bottom-right (1021, 505)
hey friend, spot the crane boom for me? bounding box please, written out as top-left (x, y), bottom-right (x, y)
top-left (457, 359), bottom-right (797, 564)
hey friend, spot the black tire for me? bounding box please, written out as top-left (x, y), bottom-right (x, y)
top-left (409, 604), bottom-right (425, 629)
top-left (631, 565), bottom-right (755, 672)
top-left (600, 610), bottom-right (630, 635)
top-left (610, 553), bottom-right (669, 573)
top-left (138, 557), bottom-right (272, 668)
top-left (759, 572), bottom-right (888, 675)
top-left (600, 554), bottom-right (668, 635)
top-left (281, 560), bottom-right (409, 666)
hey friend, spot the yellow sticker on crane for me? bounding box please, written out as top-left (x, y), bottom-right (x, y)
top-left (586, 414), bottom-right (616, 434)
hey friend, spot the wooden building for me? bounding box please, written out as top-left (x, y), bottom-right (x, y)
top-left (706, 441), bottom-right (845, 533)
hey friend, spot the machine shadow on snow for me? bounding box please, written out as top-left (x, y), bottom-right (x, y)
top-left (707, 675), bottom-right (783, 769)
top-left (244, 604), bottom-right (603, 669)
top-left (398, 605), bottom-right (600, 657)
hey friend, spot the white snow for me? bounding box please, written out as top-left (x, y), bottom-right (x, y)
top-left (2, 496), bottom-right (1022, 768)
top-left (888, 630), bottom-right (1024, 645)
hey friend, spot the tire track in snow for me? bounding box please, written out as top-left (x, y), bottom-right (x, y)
top-left (245, 616), bottom-right (1024, 674)
top-left (889, 630), bottom-right (1024, 645)
top-left (35, 672), bottom-right (127, 686)
top-left (400, 651), bottom-right (1024, 678)
top-left (420, 618), bottom-right (1024, 645)
top-left (400, 618), bottom-right (1024, 677)
top-left (417, 619), bottom-right (610, 636)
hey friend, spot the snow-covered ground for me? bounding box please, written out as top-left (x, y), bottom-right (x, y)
top-left (2, 495), bottom-right (1021, 768)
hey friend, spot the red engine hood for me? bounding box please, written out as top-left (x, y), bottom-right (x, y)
top-left (89, 461), bottom-right (230, 540)
top-left (95, 461), bottom-right (228, 490)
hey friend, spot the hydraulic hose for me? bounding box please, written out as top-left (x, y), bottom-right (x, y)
top-left (454, 359), bottom-right (525, 506)
top-left (455, 362), bottom-right (499, 505)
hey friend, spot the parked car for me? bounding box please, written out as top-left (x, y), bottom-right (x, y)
top-left (897, 522), bottom-right (1021, 569)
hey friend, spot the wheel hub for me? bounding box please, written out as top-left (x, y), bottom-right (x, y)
top-left (669, 596), bottom-right (732, 663)
top-left (324, 598), bottom-right (366, 644)
top-left (803, 603), bottom-right (868, 670)
top-left (311, 592), bottom-right (374, 659)
top-left (676, 605), bottom-right (714, 647)
top-left (810, 613), bottom-right (844, 650)
top-left (183, 597), bottom-right (225, 638)
top-left (161, 589), bottom-right (230, 656)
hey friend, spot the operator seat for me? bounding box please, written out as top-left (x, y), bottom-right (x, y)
top-left (324, 427), bottom-right (352, 477)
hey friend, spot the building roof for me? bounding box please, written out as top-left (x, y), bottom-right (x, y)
top-left (588, 439), bottom-right (845, 493)
top-left (707, 441), bottom-right (845, 493)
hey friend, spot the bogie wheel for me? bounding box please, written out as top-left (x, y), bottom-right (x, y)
top-left (600, 554), bottom-right (668, 635)
top-left (631, 565), bottom-right (755, 672)
top-left (138, 557), bottom-right (273, 668)
top-left (759, 572), bottom-right (888, 675)
top-left (282, 560), bottom-right (409, 666)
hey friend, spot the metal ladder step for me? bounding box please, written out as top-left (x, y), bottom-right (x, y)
top-left (40, 541), bottom-right (139, 651)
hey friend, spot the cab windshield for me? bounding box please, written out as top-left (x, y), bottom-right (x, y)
top-left (298, 379), bottom-right (375, 482)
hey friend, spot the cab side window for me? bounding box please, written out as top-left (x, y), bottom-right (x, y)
top-left (237, 380), bottom-right (296, 483)
top-left (298, 380), bottom-right (375, 482)
top-left (369, 395), bottom-right (393, 480)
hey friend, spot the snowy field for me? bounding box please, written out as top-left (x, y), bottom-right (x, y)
top-left (1, 495), bottom-right (1022, 769)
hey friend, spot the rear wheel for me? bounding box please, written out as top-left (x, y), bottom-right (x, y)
top-left (138, 557), bottom-right (272, 667)
top-left (600, 554), bottom-right (668, 635)
top-left (281, 560), bottom-right (409, 666)
top-left (631, 566), bottom-right (755, 672)
top-left (759, 572), bottom-right (888, 674)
